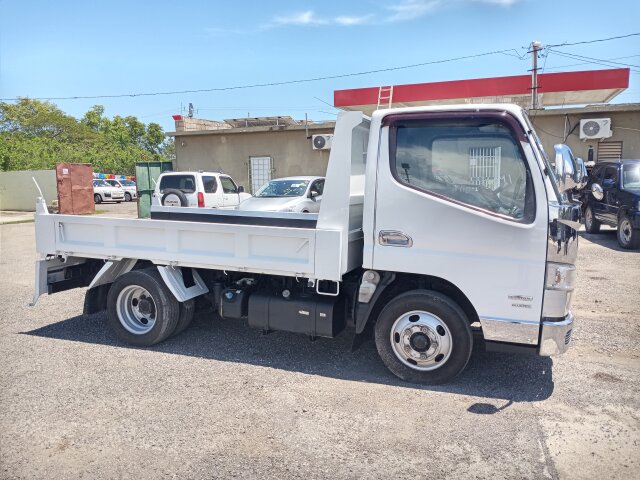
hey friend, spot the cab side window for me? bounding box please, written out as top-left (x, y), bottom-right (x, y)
top-left (602, 167), bottom-right (618, 189)
top-left (203, 176), bottom-right (217, 193)
top-left (220, 177), bottom-right (238, 194)
top-left (311, 179), bottom-right (325, 196)
top-left (390, 117), bottom-right (535, 222)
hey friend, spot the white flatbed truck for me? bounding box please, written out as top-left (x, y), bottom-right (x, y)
top-left (32, 105), bottom-right (584, 384)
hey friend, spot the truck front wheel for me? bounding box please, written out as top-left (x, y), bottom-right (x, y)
top-left (107, 268), bottom-right (180, 346)
top-left (374, 290), bottom-right (473, 384)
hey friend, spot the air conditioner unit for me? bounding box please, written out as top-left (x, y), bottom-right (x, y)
top-left (312, 134), bottom-right (333, 150)
top-left (580, 118), bottom-right (612, 140)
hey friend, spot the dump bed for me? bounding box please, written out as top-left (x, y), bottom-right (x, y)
top-left (34, 112), bottom-right (370, 283)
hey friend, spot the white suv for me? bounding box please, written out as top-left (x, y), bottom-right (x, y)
top-left (93, 179), bottom-right (125, 204)
top-left (152, 171), bottom-right (251, 209)
top-left (106, 179), bottom-right (137, 202)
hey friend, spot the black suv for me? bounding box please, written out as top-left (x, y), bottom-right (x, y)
top-left (582, 160), bottom-right (640, 249)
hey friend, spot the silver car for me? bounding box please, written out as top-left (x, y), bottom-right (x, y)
top-left (239, 176), bottom-right (325, 213)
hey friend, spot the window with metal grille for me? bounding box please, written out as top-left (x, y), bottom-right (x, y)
top-left (469, 146), bottom-right (502, 190)
top-left (248, 156), bottom-right (272, 194)
top-left (598, 141), bottom-right (623, 161)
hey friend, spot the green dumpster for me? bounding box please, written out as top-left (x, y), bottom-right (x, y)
top-left (135, 161), bottom-right (173, 218)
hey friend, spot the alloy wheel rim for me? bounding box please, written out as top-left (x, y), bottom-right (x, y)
top-left (390, 310), bottom-right (452, 371)
top-left (620, 219), bottom-right (632, 244)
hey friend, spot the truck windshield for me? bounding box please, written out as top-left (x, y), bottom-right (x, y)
top-left (622, 164), bottom-right (640, 190)
top-left (256, 180), bottom-right (309, 197)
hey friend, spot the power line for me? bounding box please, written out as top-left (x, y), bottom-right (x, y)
top-left (547, 32), bottom-right (640, 48)
top-left (542, 54), bottom-right (640, 71)
top-left (0, 48), bottom-right (516, 102)
top-left (549, 50), bottom-right (640, 73)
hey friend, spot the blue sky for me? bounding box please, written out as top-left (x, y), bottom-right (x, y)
top-left (1, 0), bottom-right (638, 131)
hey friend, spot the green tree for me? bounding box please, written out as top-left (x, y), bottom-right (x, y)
top-left (0, 98), bottom-right (172, 175)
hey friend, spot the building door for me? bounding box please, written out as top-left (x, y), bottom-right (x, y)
top-left (249, 156), bottom-right (272, 194)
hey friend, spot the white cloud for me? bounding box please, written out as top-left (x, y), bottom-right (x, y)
top-left (335, 15), bottom-right (374, 26)
top-left (273, 11), bottom-right (327, 26)
top-left (387, 0), bottom-right (443, 22)
top-left (471, 0), bottom-right (522, 5)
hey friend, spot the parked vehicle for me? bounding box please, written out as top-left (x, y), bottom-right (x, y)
top-left (106, 179), bottom-right (137, 202)
top-left (32, 105), bottom-right (585, 384)
top-left (92, 179), bottom-right (124, 204)
top-left (239, 176), bottom-right (325, 213)
top-left (581, 159), bottom-right (640, 249)
top-left (152, 171), bottom-right (251, 209)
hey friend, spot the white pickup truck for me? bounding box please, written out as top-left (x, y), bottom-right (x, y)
top-left (32, 105), bottom-right (584, 384)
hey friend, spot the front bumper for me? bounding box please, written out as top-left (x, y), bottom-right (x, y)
top-left (539, 312), bottom-right (574, 356)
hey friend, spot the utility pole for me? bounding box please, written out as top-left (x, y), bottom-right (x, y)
top-left (530, 40), bottom-right (542, 110)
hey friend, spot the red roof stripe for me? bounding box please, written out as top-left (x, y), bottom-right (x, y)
top-left (333, 68), bottom-right (630, 107)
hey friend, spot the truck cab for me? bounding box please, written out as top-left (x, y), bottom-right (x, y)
top-left (32, 105), bottom-right (585, 384)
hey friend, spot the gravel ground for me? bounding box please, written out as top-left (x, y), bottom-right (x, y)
top-left (0, 206), bottom-right (638, 479)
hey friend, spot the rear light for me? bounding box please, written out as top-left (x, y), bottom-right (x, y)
top-left (197, 192), bottom-right (205, 208)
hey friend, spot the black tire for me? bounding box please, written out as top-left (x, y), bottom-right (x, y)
top-left (125, 192), bottom-right (132, 202)
top-left (161, 189), bottom-right (188, 207)
top-left (94, 194), bottom-right (102, 204)
top-left (374, 290), bottom-right (473, 385)
top-left (584, 205), bottom-right (600, 233)
top-left (173, 298), bottom-right (196, 336)
top-left (617, 214), bottom-right (640, 249)
top-left (106, 268), bottom-right (180, 346)
top-left (116, 201), bottom-right (122, 204)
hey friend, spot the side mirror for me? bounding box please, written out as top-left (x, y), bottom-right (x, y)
top-left (309, 190), bottom-right (319, 198)
top-left (237, 185), bottom-right (245, 193)
top-left (592, 183), bottom-right (604, 201)
top-left (576, 157), bottom-right (588, 190)
top-left (553, 144), bottom-right (584, 192)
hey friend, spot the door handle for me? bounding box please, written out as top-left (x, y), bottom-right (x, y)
top-left (378, 230), bottom-right (413, 247)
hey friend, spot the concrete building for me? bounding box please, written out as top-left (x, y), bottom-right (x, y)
top-left (527, 103), bottom-right (640, 163)
top-left (168, 116), bottom-right (334, 193)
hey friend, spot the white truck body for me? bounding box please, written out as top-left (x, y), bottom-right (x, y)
top-left (33, 105), bottom-right (581, 384)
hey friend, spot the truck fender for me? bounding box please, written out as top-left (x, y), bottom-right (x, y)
top-left (156, 265), bottom-right (209, 302)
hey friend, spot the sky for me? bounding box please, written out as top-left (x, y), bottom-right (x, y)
top-left (1, 0), bottom-right (639, 132)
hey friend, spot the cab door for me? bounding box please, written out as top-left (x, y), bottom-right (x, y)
top-left (371, 111), bottom-right (549, 327)
top-left (600, 166), bottom-right (620, 224)
top-left (220, 176), bottom-right (240, 208)
top-left (201, 175), bottom-right (220, 208)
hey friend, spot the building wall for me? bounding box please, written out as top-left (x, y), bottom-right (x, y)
top-left (529, 109), bottom-right (640, 163)
top-left (0, 169), bottom-right (57, 211)
top-left (174, 127), bottom-right (333, 191)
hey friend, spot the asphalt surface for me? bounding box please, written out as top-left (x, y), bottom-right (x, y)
top-left (0, 203), bottom-right (638, 479)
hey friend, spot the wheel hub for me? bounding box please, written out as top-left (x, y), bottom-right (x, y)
top-left (409, 331), bottom-right (431, 352)
top-left (390, 311), bottom-right (452, 371)
top-left (116, 285), bottom-right (157, 335)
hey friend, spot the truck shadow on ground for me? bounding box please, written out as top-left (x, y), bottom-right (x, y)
top-left (24, 311), bottom-right (554, 404)
top-left (580, 229), bottom-right (631, 252)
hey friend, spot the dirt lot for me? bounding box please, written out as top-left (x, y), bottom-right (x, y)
top-left (0, 204), bottom-right (638, 479)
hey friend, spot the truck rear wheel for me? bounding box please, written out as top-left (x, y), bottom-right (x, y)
top-left (173, 298), bottom-right (196, 336)
top-left (107, 268), bottom-right (180, 346)
top-left (374, 290), bottom-right (473, 384)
